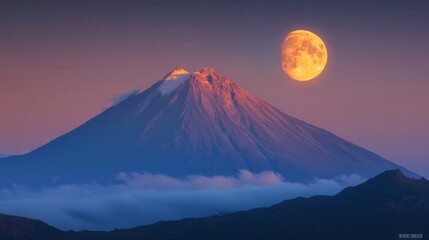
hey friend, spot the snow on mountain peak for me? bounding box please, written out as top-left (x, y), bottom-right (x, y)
top-left (163, 67), bottom-right (190, 80)
top-left (158, 67), bottom-right (225, 95)
top-left (158, 67), bottom-right (191, 95)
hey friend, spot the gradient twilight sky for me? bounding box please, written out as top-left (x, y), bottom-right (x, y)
top-left (0, 0), bottom-right (428, 176)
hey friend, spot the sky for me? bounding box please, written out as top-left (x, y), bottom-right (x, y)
top-left (0, 0), bottom-right (428, 176)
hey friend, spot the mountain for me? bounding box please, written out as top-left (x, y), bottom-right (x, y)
top-left (0, 170), bottom-right (427, 240)
top-left (0, 67), bottom-right (417, 186)
top-left (0, 214), bottom-right (68, 240)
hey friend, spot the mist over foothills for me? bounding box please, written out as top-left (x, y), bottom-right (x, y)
top-left (0, 170), bottom-right (364, 230)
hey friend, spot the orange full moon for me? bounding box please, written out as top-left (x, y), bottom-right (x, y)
top-left (281, 30), bottom-right (328, 81)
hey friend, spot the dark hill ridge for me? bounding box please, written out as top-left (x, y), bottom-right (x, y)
top-left (87, 169), bottom-right (428, 240)
top-left (0, 169), bottom-right (427, 240)
top-left (338, 169), bottom-right (429, 200)
top-left (0, 214), bottom-right (67, 240)
top-left (0, 67), bottom-right (418, 186)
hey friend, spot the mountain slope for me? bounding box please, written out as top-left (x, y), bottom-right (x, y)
top-left (0, 67), bottom-right (417, 186)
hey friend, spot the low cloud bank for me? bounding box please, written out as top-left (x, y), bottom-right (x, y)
top-left (0, 170), bottom-right (365, 231)
top-left (116, 170), bottom-right (285, 190)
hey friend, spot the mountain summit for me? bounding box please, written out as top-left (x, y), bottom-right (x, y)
top-left (0, 67), bottom-right (417, 186)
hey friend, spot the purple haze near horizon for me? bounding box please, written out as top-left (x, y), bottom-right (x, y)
top-left (0, 0), bottom-right (428, 177)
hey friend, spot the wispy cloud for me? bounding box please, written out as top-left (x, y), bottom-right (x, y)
top-left (116, 170), bottom-right (284, 190)
top-left (110, 89), bottom-right (140, 106)
top-left (0, 171), bottom-right (365, 231)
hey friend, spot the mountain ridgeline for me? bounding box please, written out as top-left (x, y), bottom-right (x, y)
top-left (0, 170), bottom-right (428, 240)
top-left (0, 67), bottom-right (417, 186)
